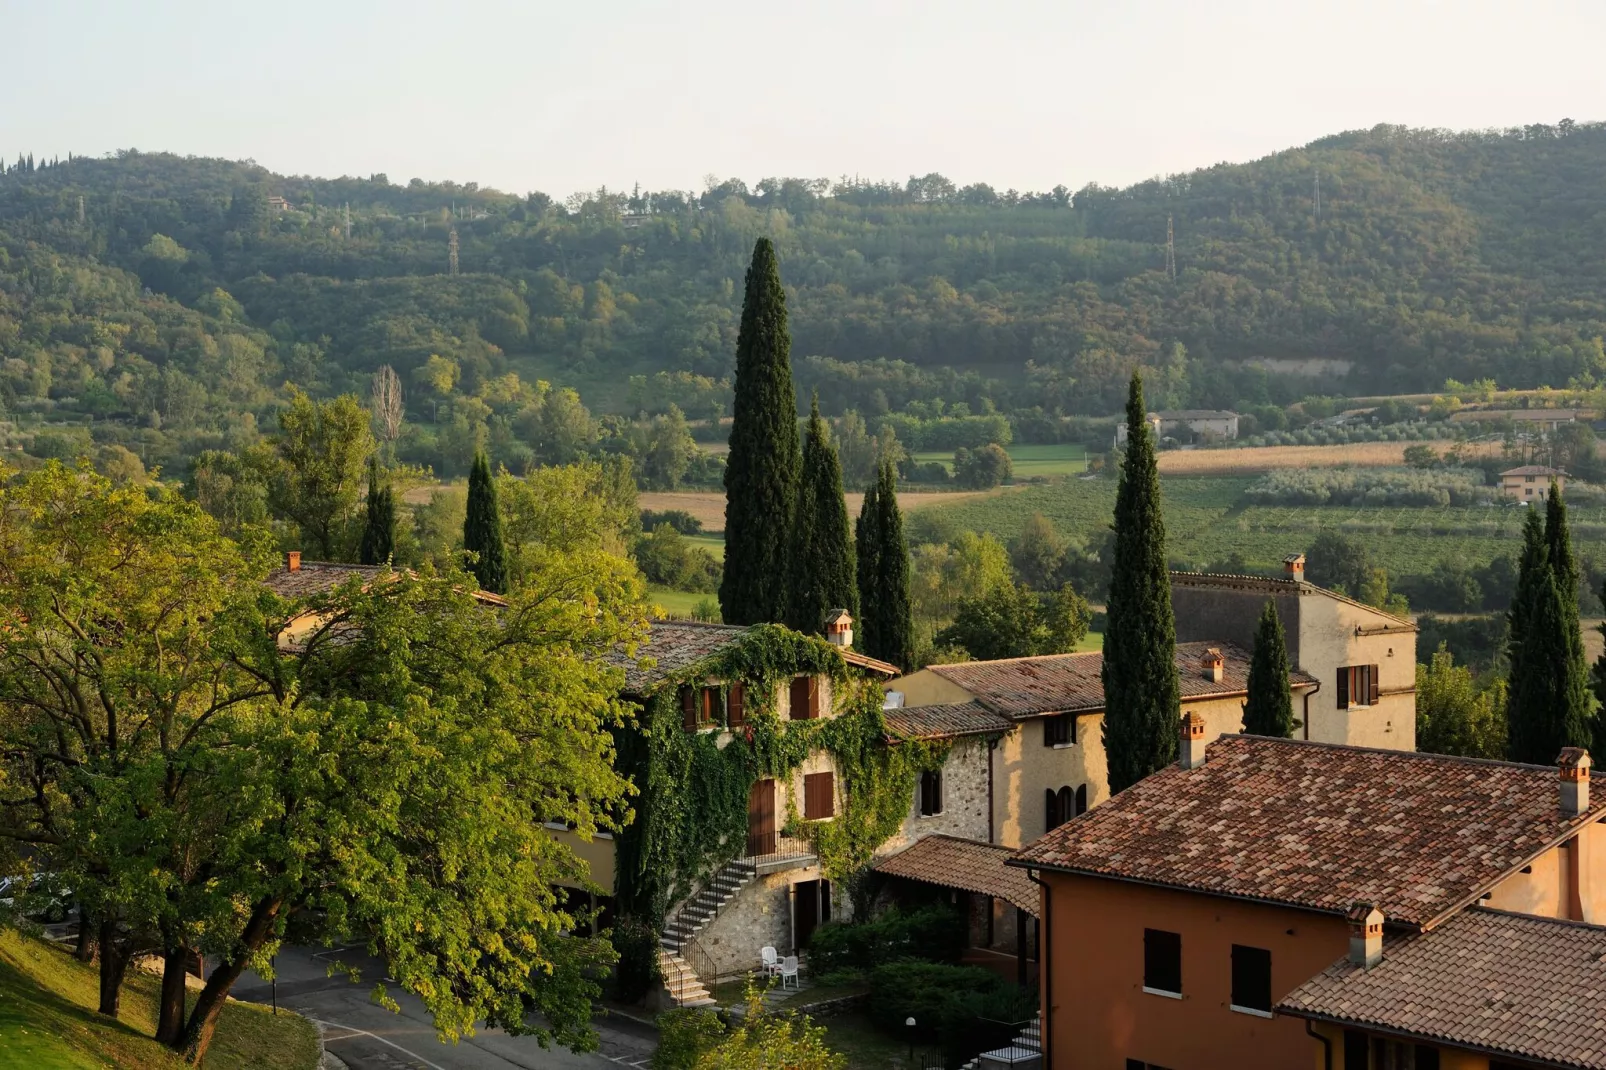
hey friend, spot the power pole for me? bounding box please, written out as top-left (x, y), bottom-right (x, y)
top-left (1165, 214), bottom-right (1176, 282)
top-left (448, 228), bottom-right (460, 276)
top-left (77, 195), bottom-right (85, 225)
top-left (1314, 171), bottom-right (1322, 222)
top-left (344, 202), bottom-right (352, 240)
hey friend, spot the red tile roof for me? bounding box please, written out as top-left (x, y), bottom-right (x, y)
top-left (1009, 735), bottom-right (1606, 929)
top-left (924, 641), bottom-right (1315, 719)
top-left (264, 561), bottom-right (386, 599)
top-left (1280, 908), bottom-right (1606, 1069)
top-left (875, 835), bottom-right (1040, 916)
top-left (883, 701), bottom-right (1012, 741)
top-left (610, 621), bottom-right (896, 694)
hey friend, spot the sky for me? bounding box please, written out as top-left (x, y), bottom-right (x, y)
top-left (5, 0), bottom-right (1603, 197)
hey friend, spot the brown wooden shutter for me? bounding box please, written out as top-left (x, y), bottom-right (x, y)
top-left (680, 686), bottom-right (696, 730)
top-left (1336, 667), bottom-right (1349, 709)
top-left (701, 687), bottom-right (715, 726)
top-left (804, 772), bottom-right (835, 819)
top-left (1368, 665), bottom-right (1380, 705)
top-left (727, 682), bottom-right (745, 727)
top-left (790, 676), bottom-right (812, 720)
top-left (809, 675), bottom-right (821, 719)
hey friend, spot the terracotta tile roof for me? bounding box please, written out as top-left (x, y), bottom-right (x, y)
top-left (924, 641), bottom-right (1315, 719)
top-left (839, 649), bottom-right (901, 677)
top-left (875, 835), bottom-right (1040, 916)
top-left (1501, 464), bottom-right (1567, 476)
top-left (610, 620), bottom-right (749, 694)
top-left (1008, 735), bottom-right (1606, 929)
top-left (1279, 908), bottom-right (1606, 1069)
top-left (264, 561), bottom-right (386, 599)
top-left (883, 701), bottom-right (1011, 741)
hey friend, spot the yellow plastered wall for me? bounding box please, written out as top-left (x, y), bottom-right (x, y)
top-left (1296, 597), bottom-right (1415, 750)
top-left (889, 668), bottom-right (977, 708)
top-left (545, 827), bottom-right (617, 895)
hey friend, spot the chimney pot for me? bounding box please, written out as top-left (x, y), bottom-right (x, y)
top-left (1201, 648), bottom-right (1224, 685)
top-left (1284, 553), bottom-right (1306, 581)
top-left (1179, 711), bottom-right (1208, 770)
top-left (823, 609), bottom-right (853, 650)
top-left (1346, 903), bottom-right (1384, 969)
top-left (1559, 748), bottom-right (1591, 817)
top-left (285, 550), bottom-right (301, 572)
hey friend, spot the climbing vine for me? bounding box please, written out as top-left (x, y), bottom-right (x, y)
top-left (612, 625), bottom-right (947, 972)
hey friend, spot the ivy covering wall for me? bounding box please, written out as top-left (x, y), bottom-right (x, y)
top-left (611, 625), bottom-right (947, 993)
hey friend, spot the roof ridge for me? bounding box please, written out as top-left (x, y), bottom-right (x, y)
top-left (1226, 733), bottom-right (1560, 773)
top-left (1466, 905), bottom-right (1606, 933)
top-left (931, 649), bottom-right (1102, 672)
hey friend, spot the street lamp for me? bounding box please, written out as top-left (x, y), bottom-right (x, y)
top-left (906, 1016), bottom-right (917, 1065)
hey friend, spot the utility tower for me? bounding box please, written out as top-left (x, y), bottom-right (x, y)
top-left (448, 228), bottom-right (460, 276)
top-left (1314, 171), bottom-right (1322, 222)
top-left (1165, 214), bottom-right (1177, 281)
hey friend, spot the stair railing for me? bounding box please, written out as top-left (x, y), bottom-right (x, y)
top-left (681, 930), bottom-right (718, 1000)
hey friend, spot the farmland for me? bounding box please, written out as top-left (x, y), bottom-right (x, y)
top-left (1154, 440), bottom-right (1502, 475)
top-left (911, 443), bottom-right (1088, 479)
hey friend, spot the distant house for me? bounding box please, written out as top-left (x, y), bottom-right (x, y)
top-left (266, 195), bottom-right (291, 212)
top-left (1010, 733), bottom-right (1606, 1070)
top-left (1114, 410), bottom-right (1240, 446)
top-left (1499, 464), bottom-right (1566, 501)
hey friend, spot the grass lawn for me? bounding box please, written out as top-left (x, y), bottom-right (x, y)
top-left (911, 443), bottom-right (1086, 480)
top-left (684, 533), bottom-right (725, 560)
top-left (819, 1012), bottom-right (921, 1070)
top-left (0, 926), bottom-right (319, 1070)
top-left (647, 585), bottom-right (717, 619)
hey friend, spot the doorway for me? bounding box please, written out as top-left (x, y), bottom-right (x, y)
top-left (792, 878), bottom-right (832, 950)
top-left (747, 778), bottom-right (776, 857)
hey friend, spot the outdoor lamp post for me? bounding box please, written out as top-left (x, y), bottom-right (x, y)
top-left (906, 1016), bottom-right (917, 1065)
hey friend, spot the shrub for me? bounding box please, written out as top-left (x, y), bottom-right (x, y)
top-left (954, 443), bottom-right (1013, 489)
top-left (641, 508), bottom-right (703, 535)
top-left (634, 525), bottom-right (722, 591)
top-left (610, 915), bottom-right (661, 1003)
top-left (807, 904), bottom-right (966, 974)
top-left (867, 961), bottom-right (1004, 1040)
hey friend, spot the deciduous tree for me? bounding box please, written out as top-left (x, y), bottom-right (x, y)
top-left (266, 387), bottom-right (374, 559)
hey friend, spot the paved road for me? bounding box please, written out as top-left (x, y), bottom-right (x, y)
top-left (231, 946), bottom-right (658, 1070)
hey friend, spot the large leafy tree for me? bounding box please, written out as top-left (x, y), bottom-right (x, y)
top-left (1102, 374), bottom-right (1180, 792)
top-left (1241, 600), bottom-right (1294, 737)
top-left (855, 461), bottom-right (914, 669)
top-left (787, 395), bottom-right (857, 634)
top-left (720, 238), bottom-right (801, 625)
top-left (266, 387), bottom-right (374, 559)
top-left (1417, 644), bottom-right (1507, 759)
top-left (1506, 486), bottom-right (1592, 763)
top-left (464, 449), bottom-right (508, 594)
top-left (0, 461), bottom-right (649, 1064)
top-left (936, 582), bottom-right (1090, 661)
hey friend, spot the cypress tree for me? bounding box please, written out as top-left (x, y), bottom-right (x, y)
top-left (1101, 373), bottom-right (1181, 792)
top-left (720, 238), bottom-right (801, 625)
top-left (1506, 489), bottom-right (1592, 763)
top-left (1241, 599), bottom-right (1295, 737)
top-left (856, 461), bottom-right (913, 669)
top-left (787, 394), bottom-right (857, 634)
top-left (463, 450), bottom-right (508, 594)
top-left (358, 459), bottom-right (396, 566)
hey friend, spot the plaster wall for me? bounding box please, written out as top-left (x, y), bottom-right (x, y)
top-left (544, 827), bottom-right (617, 894)
top-left (695, 865), bottom-right (830, 981)
top-left (1307, 1023), bottom-right (1492, 1070)
top-left (888, 669), bottom-right (976, 708)
top-left (1486, 822), bottom-right (1606, 923)
top-left (1297, 597), bottom-right (1415, 750)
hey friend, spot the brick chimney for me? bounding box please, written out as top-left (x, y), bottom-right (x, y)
top-left (823, 609), bottom-right (853, 650)
top-left (1179, 711), bottom-right (1208, 770)
top-left (284, 550), bottom-right (301, 572)
top-left (1200, 648), bottom-right (1224, 685)
top-left (1559, 748), bottom-right (1591, 817)
top-left (1284, 553), bottom-right (1305, 581)
top-left (1347, 903), bottom-right (1383, 969)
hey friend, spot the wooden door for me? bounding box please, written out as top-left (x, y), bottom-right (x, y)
top-left (747, 778), bottom-right (776, 857)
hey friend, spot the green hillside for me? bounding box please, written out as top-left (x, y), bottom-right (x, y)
top-left (0, 927), bottom-right (318, 1070)
top-left (2, 121), bottom-right (1604, 479)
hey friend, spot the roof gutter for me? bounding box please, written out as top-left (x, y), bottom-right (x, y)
top-left (1302, 678), bottom-right (1321, 741)
top-left (1279, 1008), bottom-right (1585, 1070)
top-left (1304, 1020), bottom-right (1332, 1070)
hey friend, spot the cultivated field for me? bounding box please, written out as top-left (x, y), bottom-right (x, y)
top-left (1156, 440), bottom-right (1502, 475)
top-left (912, 443), bottom-right (1087, 479)
top-left (637, 486), bottom-right (1023, 532)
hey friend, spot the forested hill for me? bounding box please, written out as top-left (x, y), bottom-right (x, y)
top-left (1, 120), bottom-right (1604, 474)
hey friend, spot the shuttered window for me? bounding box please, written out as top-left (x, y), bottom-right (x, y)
top-left (727, 682), bottom-right (746, 728)
top-left (1043, 713), bottom-right (1073, 746)
top-left (789, 675), bottom-right (820, 720)
top-left (804, 772), bottom-right (835, 819)
top-left (1338, 665), bottom-right (1380, 708)
top-left (1143, 928), bottom-right (1182, 995)
top-left (1229, 944), bottom-right (1272, 1013)
top-left (1075, 784), bottom-right (1088, 816)
top-left (680, 686), bottom-right (697, 731)
top-left (919, 770), bottom-right (942, 816)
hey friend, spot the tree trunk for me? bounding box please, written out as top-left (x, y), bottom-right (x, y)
top-left (178, 897), bottom-right (282, 1065)
top-left (155, 945), bottom-right (190, 1047)
top-left (73, 905), bottom-right (96, 962)
top-left (97, 918), bottom-right (130, 1018)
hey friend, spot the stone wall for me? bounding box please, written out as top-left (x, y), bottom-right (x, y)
top-left (695, 865), bottom-right (829, 982)
top-left (878, 735), bottom-right (993, 857)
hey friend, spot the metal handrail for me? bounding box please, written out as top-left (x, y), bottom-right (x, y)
top-left (680, 930), bottom-right (718, 1002)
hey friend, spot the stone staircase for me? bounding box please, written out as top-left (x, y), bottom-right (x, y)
top-left (959, 1015), bottom-right (1042, 1070)
top-left (657, 857), bottom-right (759, 1008)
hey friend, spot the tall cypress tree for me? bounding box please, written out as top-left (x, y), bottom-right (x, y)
top-left (856, 461), bottom-right (913, 669)
top-left (788, 394), bottom-right (857, 634)
top-left (1102, 373), bottom-right (1181, 792)
top-left (720, 238), bottom-right (801, 625)
top-left (463, 450), bottom-right (507, 594)
top-left (358, 459), bottom-right (396, 566)
top-left (1506, 488), bottom-right (1592, 762)
top-left (1242, 600), bottom-right (1294, 737)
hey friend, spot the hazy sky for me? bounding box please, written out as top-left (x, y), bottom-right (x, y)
top-left (5, 0), bottom-right (1601, 196)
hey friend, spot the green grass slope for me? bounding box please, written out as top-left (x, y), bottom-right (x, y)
top-left (0, 927), bottom-right (319, 1070)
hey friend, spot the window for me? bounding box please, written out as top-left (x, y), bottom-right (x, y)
top-left (681, 685), bottom-right (720, 729)
top-left (680, 686), bottom-right (697, 730)
top-left (727, 682), bottom-right (746, 728)
top-left (1045, 785), bottom-right (1076, 831)
top-left (789, 675), bottom-right (820, 720)
top-left (1075, 784), bottom-right (1088, 815)
top-left (1336, 664), bottom-right (1379, 709)
top-left (1229, 944), bottom-right (1272, 1015)
top-left (1142, 928), bottom-right (1181, 996)
top-left (1343, 1030), bottom-right (1368, 1070)
top-left (804, 772), bottom-right (835, 820)
top-left (1042, 712), bottom-right (1074, 747)
top-left (1374, 1039), bottom-right (1443, 1069)
top-left (919, 770), bottom-right (943, 816)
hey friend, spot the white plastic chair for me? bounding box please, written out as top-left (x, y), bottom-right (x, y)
top-left (760, 945), bottom-right (780, 977)
top-left (779, 954), bottom-right (799, 989)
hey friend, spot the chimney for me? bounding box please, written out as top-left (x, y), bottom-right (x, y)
top-left (285, 550), bottom-right (301, 572)
top-left (824, 609), bottom-right (854, 650)
top-left (1559, 748), bottom-right (1591, 817)
top-left (1283, 553), bottom-right (1305, 582)
top-left (1347, 903), bottom-right (1384, 969)
top-left (1200, 648), bottom-right (1224, 685)
top-left (1179, 711), bottom-right (1208, 770)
